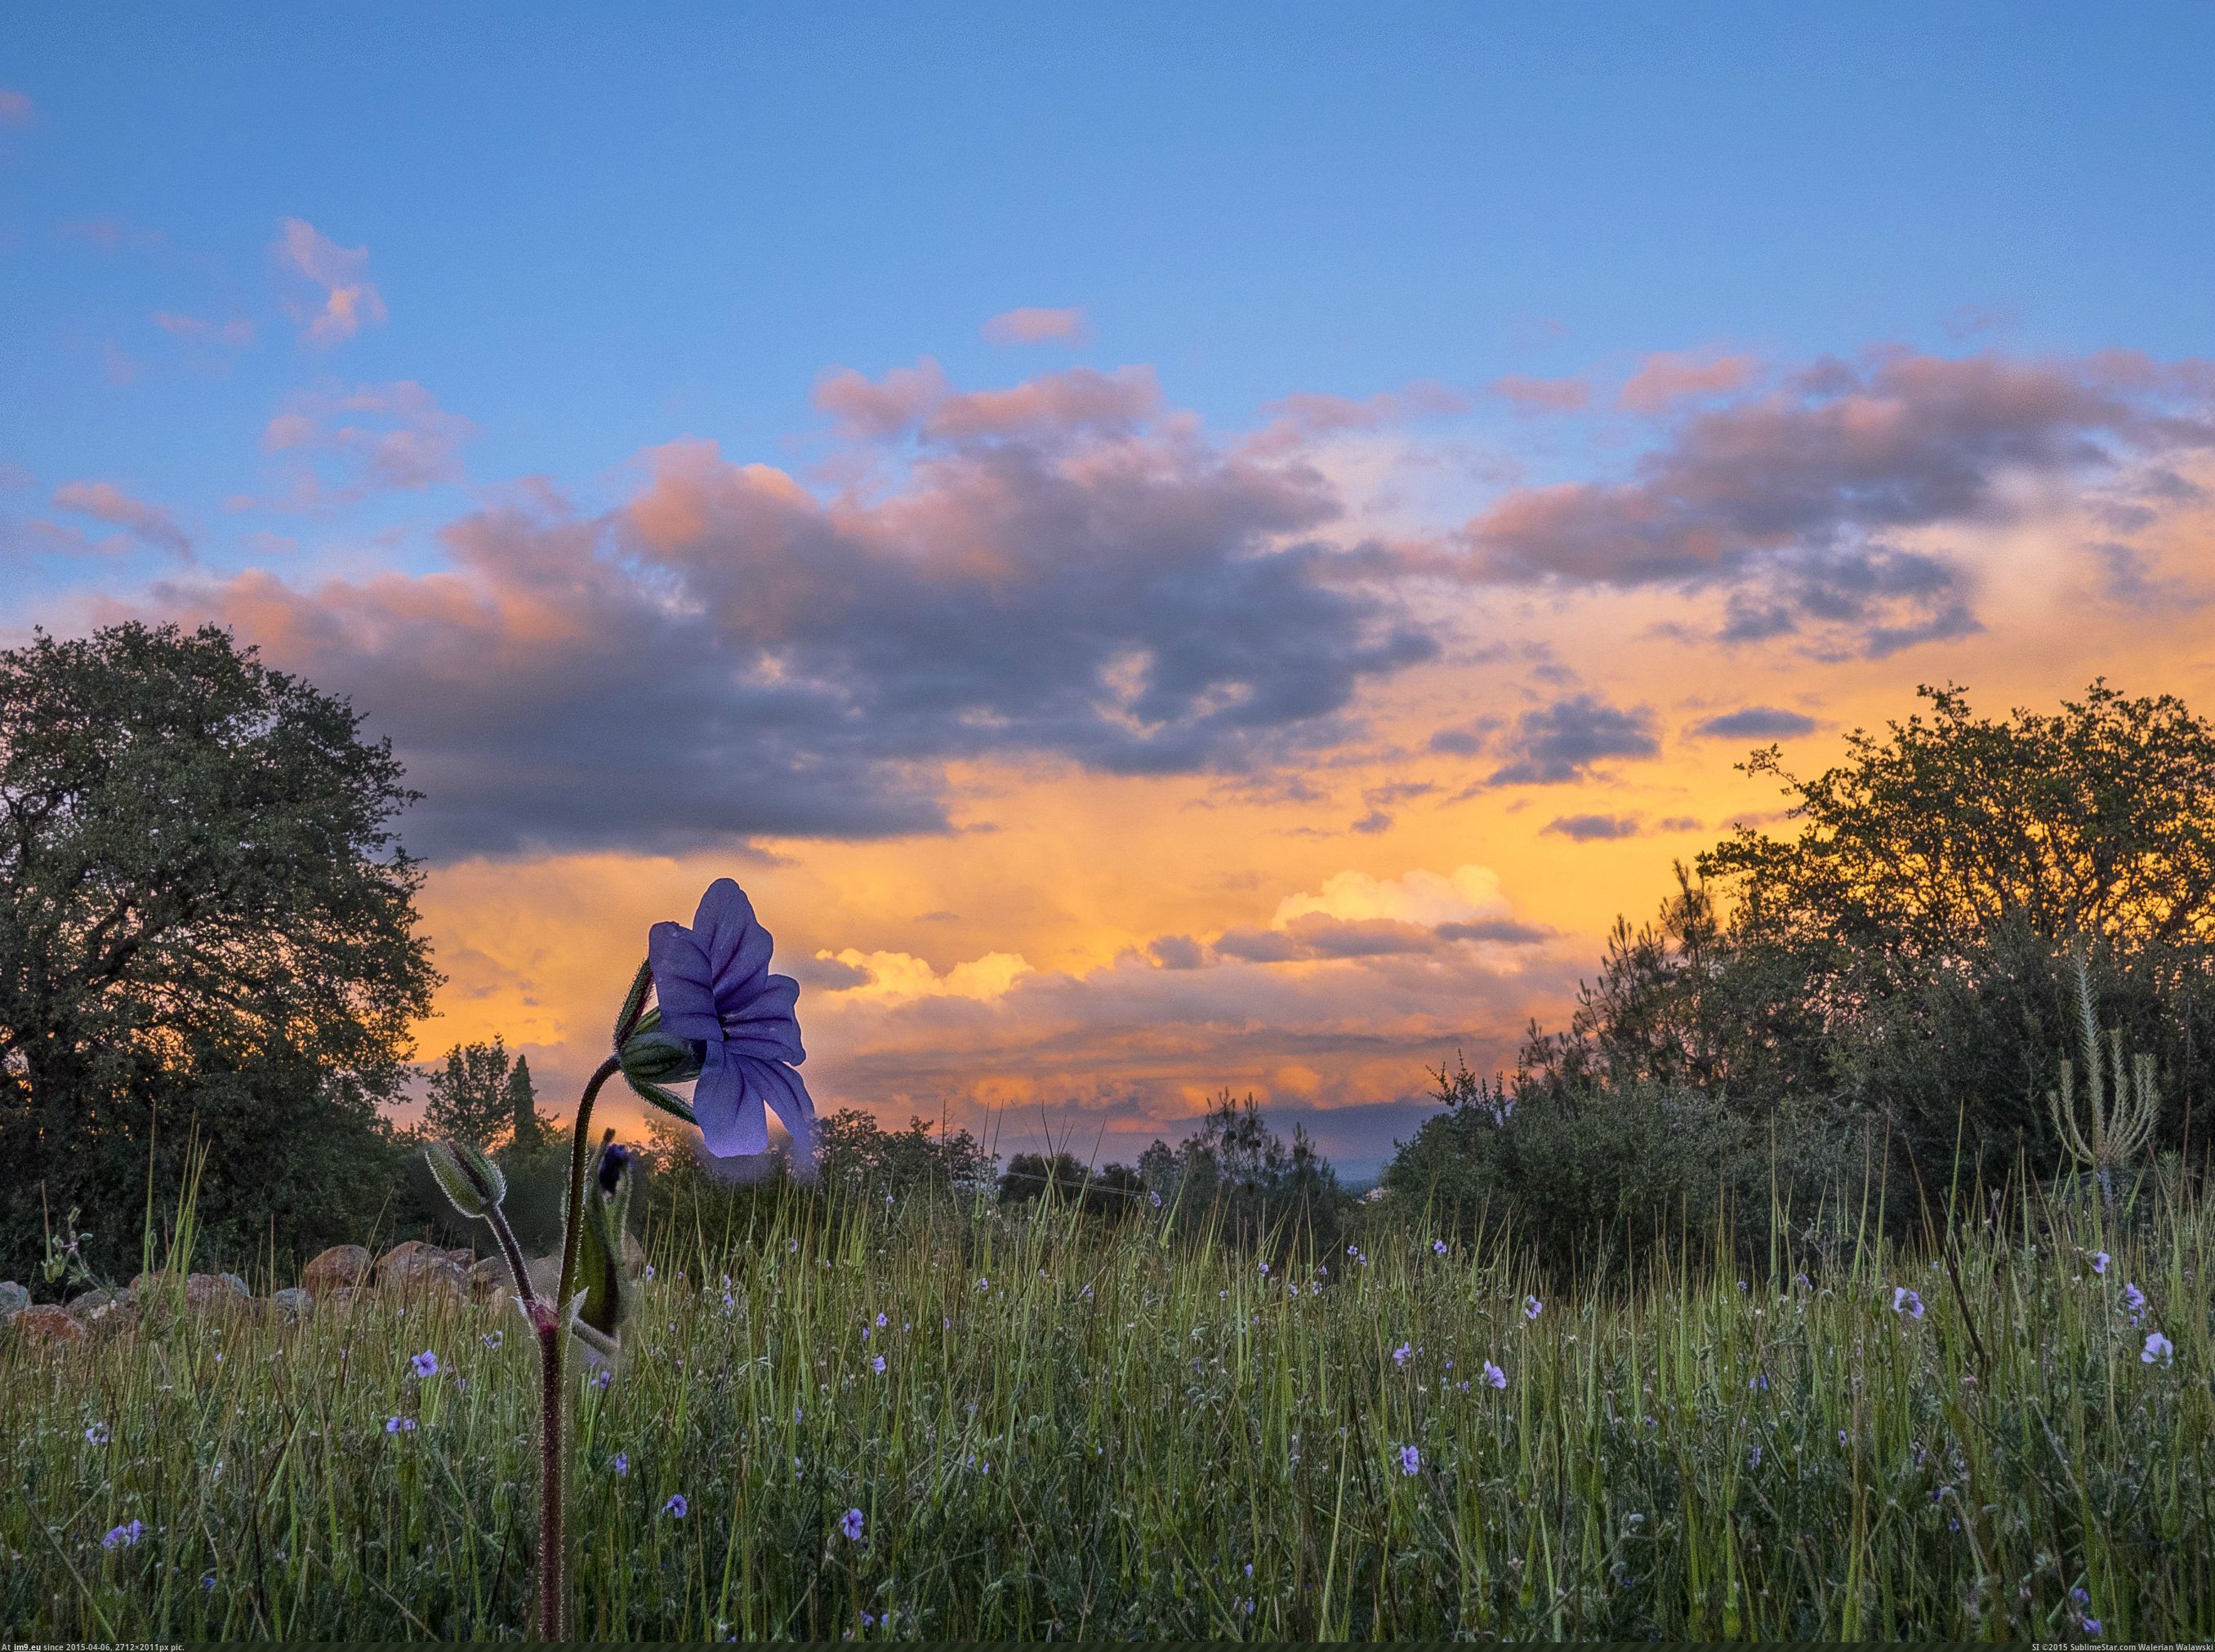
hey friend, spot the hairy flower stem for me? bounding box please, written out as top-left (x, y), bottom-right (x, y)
top-left (539, 1053), bottom-right (623, 1642)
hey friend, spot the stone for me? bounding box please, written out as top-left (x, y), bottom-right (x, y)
top-left (323, 1285), bottom-right (371, 1313)
top-left (467, 1255), bottom-right (515, 1303)
top-left (11, 1303), bottom-right (87, 1347)
top-left (185, 1271), bottom-right (251, 1310)
top-left (301, 1245), bottom-right (374, 1297)
top-left (268, 1286), bottom-right (314, 1320)
top-left (443, 1245), bottom-right (476, 1269)
top-left (375, 1240), bottom-right (468, 1298)
top-left (65, 1285), bottom-right (140, 1336)
top-left (0, 1280), bottom-right (29, 1323)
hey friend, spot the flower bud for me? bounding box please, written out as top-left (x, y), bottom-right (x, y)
top-left (570, 1137), bottom-right (637, 1365)
top-left (619, 1026), bottom-right (702, 1085)
top-left (424, 1139), bottom-right (507, 1218)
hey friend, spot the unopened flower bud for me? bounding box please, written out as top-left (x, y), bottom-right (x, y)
top-left (424, 1139), bottom-right (506, 1218)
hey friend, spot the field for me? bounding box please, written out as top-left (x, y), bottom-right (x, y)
top-left (5, 1179), bottom-right (2210, 1642)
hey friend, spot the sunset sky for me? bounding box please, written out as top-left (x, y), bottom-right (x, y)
top-left (7, 7), bottom-right (2215, 1173)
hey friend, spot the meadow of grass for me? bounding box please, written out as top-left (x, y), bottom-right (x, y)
top-left (4, 1173), bottom-right (2209, 1641)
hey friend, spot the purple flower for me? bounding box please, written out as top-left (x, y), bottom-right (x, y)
top-left (871, 1355), bottom-right (886, 1374)
top-left (84, 1423), bottom-right (109, 1445)
top-left (1892, 1287), bottom-right (1925, 1320)
top-left (613, 1452), bottom-right (629, 1476)
top-left (411, 1349), bottom-right (439, 1378)
top-left (2091, 1250), bottom-right (2110, 1276)
top-left (875, 1312), bottom-right (889, 1329)
top-left (1258, 1260), bottom-right (1269, 1276)
top-left (1523, 1295), bottom-right (1543, 1320)
top-left (2143, 1330), bottom-right (2175, 1365)
top-left (1393, 1343), bottom-right (1412, 1369)
top-left (2122, 1282), bottom-right (2148, 1314)
top-left (2083, 1619), bottom-right (2101, 1636)
top-left (1397, 1445), bottom-right (1420, 1476)
top-left (1432, 1239), bottom-right (1447, 1256)
top-left (101, 1519), bottom-right (144, 1550)
top-left (648, 879), bottom-right (815, 1159)
top-left (841, 1507), bottom-right (865, 1541)
top-left (200, 1572), bottom-right (216, 1591)
top-left (663, 1494), bottom-right (689, 1518)
top-left (1748, 1444), bottom-right (1762, 1467)
top-left (1482, 1360), bottom-right (1506, 1388)
top-left (385, 1415), bottom-right (417, 1433)
top-left (591, 1367), bottom-right (613, 1391)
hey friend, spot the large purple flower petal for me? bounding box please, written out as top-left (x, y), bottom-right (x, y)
top-left (691, 879), bottom-right (776, 1008)
top-left (647, 921), bottom-right (723, 1043)
top-left (742, 1055), bottom-right (816, 1162)
top-left (720, 973), bottom-right (806, 1064)
top-left (693, 1045), bottom-right (766, 1156)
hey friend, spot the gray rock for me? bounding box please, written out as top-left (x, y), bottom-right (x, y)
top-left (269, 1286), bottom-right (314, 1320)
top-left (0, 1280), bottom-right (29, 1322)
top-left (65, 1285), bottom-right (140, 1334)
top-left (301, 1244), bottom-right (373, 1297)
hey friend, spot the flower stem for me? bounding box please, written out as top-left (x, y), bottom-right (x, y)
top-left (539, 1053), bottom-right (622, 1642)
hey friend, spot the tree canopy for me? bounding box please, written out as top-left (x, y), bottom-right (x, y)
top-left (0, 622), bottom-right (438, 1278)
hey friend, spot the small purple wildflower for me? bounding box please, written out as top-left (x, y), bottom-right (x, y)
top-left (1748, 1374), bottom-right (1768, 1391)
top-left (2143, 1330), bottom-right (2175, 1365)
top-left (2091, 1250), bottom-right (2110, 1276)
top-left (1523, 1295), bottom-right (1543, 1320)
top-left (1748, 1444), bottom-right (1762, 1468)
top-left (1433, 1238), bottom-right (1448, 1256)
top-left (84, 1423), bottom-right (109, 1445)
top-left (411, 1349), bottom-right (439, 1378)
top-left (875, 1311), bottom-right (889, 1328)
top-left (613, 1451), bottom-right (629, 1476)
top-left (663, 1494), bottom-right (689, 1518)
top-left (2084, 1619), bottom-right (2101, 1636)
top-left (1393, 1343), bottom-right (1412, 1369)
top-left (1892, 1287), bottom-right (1924, 1320)
top-left (841, 1507), bottom-right (865, 1541)
top-left (591, 1367), bottom-right (613, 1391)
top-left (1258, 1259), bottom-right (1269, 1276)
top-left (872, 1355), bottom-right (887, 1374)
top-left (101, 1520), bottom-right (144, 1550)
top-left (1149, 1190), bottom-right (1163, 1208)
top-left (1482, 1360), bottom-right (1506, 1388)
top-left (200, 1572), bottom-right (216, 1591)
top-left (2122, 1282), bottom-right (2148, 1315)
top-left (1397, 1445), bottom-right (1420, 1476)
top-left (482, 1331), bottom-right (502, 1350)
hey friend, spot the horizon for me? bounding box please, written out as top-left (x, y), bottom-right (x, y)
top-left (7, 7), bottom-right (2215, 1181)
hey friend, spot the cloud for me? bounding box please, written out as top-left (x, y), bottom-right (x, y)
top-left (154, 311), bottom-right (256, 349)
top-left (981, 306), bottom-right (1088, 345)
top-left (1541, 812), bottom-right (1642, 841)
top-left (1690, 705), bottom-right (1818, 740)
top-left (1617, 350), bottom-right (1759, 414)
top-left (272, 218), bottom-right (388, 347)
top-left (1484, 692), bottom-right (1658, 786)
top-left (151, 368), bottom-right (1437, 858)
top-left (0, 89), bottom-right (33, 127)
top-left (813, 358), bottom-right (1161, 444)
top-left (242, 381), bottom-right (475, 506)
top-left (1243, 382), bottom-right (1468, 458)
top-left (1487, 373), bottom-right (1590, 415)
top-left (48, 480), bottom-right (191, 557)
top-left (1272, 864), bottom-right (1507, 928)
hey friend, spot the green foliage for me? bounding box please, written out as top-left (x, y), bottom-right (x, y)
top-left (4, 1178), bottom-right (2209, 1639)
top-left (419, 1038), bottom-right (544, 1152)
top-left (0, 622), bottom-right (438, 1280)
top-left (1138, 1089), bottom-right (1350, 1252)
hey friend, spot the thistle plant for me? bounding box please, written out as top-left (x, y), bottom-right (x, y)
top-left (423, 877), bottom-right (815, 1639)
top-left (2047, 944), bottom-right (2161, 1206)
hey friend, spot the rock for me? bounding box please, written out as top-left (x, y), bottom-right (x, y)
top-left (0, 1280), bottom-right (29, 1323)
top-left (323, 1285), bottom-right (371, 1313)
top-left (185, 1271), bottom-right (251, 1310)
top-left (375, 1240), bottom-right (468, 1298)
top-left (11, 1303), bottom-right (88, 1347)
top-left (524, 1253), bottom-right (561, 1299)
top-left (301, 1245), bottom-right (374, 1297)
top-left (65, 1285), bottom-right (140, 1336)
top-left (269, 1286), bottom-right (314, 1320)
top-left (467, 1255), bottom-right (515, 1302)
top-left (443, 1245), bottom-right (475, 1269)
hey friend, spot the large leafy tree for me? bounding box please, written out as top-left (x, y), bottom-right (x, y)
top-left (0, 622), bottom-right (439, 1280)
top-left (421, 1038), bottom-right (546, 1153)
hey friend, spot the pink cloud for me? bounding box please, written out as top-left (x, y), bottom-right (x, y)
top-left (1487, 373), bottom-right (1591, 415)
top-left (0, 89), bottom-right (33, 127)
top-left (1243, 381), bottom-right (1469, 457)
top-left (50, 479), bottom-right (191, 556)
top-left (813, 359), bottom-right (1161, 444)
top-left (1618, 350), bottom-right (1759, 414)
top-left (272, 218), bottom-right (388, 348)
top-left (240, 381), bottom-right (474, 506)
top-left (154, 310), bottom-right (256, 348)
top-left (813, 357), bottom-right (953, 439)
top-left (981, 306), bottom-right (1088, 345)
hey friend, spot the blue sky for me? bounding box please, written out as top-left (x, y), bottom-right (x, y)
top-left (6, 7), bottom-right (2214, 1173)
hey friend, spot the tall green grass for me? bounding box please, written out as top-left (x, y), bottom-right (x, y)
top-left (4, 1173), bottom-right (2208, 1640)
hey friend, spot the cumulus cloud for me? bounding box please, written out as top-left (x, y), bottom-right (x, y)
top-left (1457, 350), bottom-right (2215, 654)
top-left (981, 306), bottom-right (1088, 345)
top-left (1483, 693), bottom-right (1659, 786)
top-left (44, 480), bottom-right (191, 558)
top-left (1617, 350), bottom-right (1759, 413)
top-left (240, 381), bottom-right (475, 507)
top-left (813, 358), bottom-right (1161, 444)
top-left (1242, 382), bottom-right (1469, 457)
top-left (153, 370), bottom-right (1436, 857)
top-left (1689, 706), bottom-right (1818, 740)
top-left (272, 218), bottom-right (387, 347)
top-left (1542, 812), bottom-right (1642, 841)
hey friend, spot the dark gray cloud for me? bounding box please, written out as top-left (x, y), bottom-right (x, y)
top-left (1485, 693), bottom-right (1660, 786)
top-left (1542, 812), bottom-right (1644, 841)
top-left (1147, 934), bottom-right (1205, 970)
top-left (1691, 706), bottom-right (1819, 740)
top-left (1459, 350), bottom-right (2215, 652)
top-left (158, 398), bottom-right (1435, 859)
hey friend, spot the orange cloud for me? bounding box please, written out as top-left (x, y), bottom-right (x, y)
top-left (272, 218), bottom-right (388, 347)
top-left (1618, 350), bottom-right (1759, 413)
top-left (49, 479), bottom-right (191, 557)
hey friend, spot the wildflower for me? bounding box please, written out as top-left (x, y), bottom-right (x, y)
top-left (101, 1520), bottom-right (144, 1550)
top-left (1523, 1295), bottom-right (1543, 1320)
top-left (1432, 1238), bottom-right (1447, 1256)
top-left (1397, 1445), bottom-right (1420, 1475)
top-left (1748, 1374), bottom-right (1768, 1391)
top-left (200, 1573), bottom-right (216, 1591)
top-left (1149, 1190), bottom-right (1163, 1208)
top-left (1393, 1343), bottom-right (1412, 1369)
top-left (482, 1331), bottom-right (503, 1350)
top-left (411, 1349), bottom-right (439, 1378)
top-left (1287, 1283), bottom-right (1299, 1297)
top-left (2084, 1619), bottom-right (2101, 1636)
top-left (1892, 1287), bottom-right (1925, 1320)
top-left (663, 1494), bottom-right (689, 1518)
top-left (84, 1423), bottom-right (109, 1445)
top-left (2091, 1250), bottom-right (2110, 1276)
top-left (643, 1262), bottom-right (656, 1280)
top-left (591, 1368), bottom-right (613, 1391)
top-left (841, 1507), bottom-right (865, 1541)
top-left (643, 879), bottom-right (815, 1159)
top-left (1258, 1260), bottom-right (1269, 1276)
top-left (976, 1276), bottom-right (989, 1293)
top-left (1793, 1271), bottom-right (1811, 1290)
top-left (2143, 1330), bottom-right (2175, 1365)
top-left (2122, 1282), bottom-right (2148, 1315)
top-left (875, 1312), bottom-right (888, 1329)
top-left (872, 1355), bottom-right (887, 1374)
top-left (1748, 1442), bottom-right (1763, 1467)
top-left (1482, 1360), bottom-right (1506, 1388)
top-left (385, 1416), bottom-right (417, 1433)
top-left (613, 1452), bottom-right (629, 1476)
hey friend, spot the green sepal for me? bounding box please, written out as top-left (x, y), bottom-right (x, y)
top-left (423, 1139), bottom-right (506, 1218)
top-left (626, 1074), bottom-right (698, 1126)
top-left (620, 1026), bottom-right (702, 1085)
top-left (612, 957), bottom-right (654, 1049)
top-left (572, 1142), bottom-right (636, 1357)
